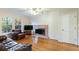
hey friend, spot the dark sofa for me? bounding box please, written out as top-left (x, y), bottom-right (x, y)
top-left (0, 35), bottom-right (32, 51)
top-left (8, 30), bottom-right (25, 40)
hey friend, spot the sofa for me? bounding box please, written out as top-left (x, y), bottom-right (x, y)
top-left (0, 35), bottom-right (32, 51)
top-left (8, 29), bottom-right (25, 40)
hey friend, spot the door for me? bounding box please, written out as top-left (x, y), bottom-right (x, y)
top-left (69, 11), bottom-right (77, 45)
top-left (77, 9), bottom-right (79, 45)
top-left (61, 11), bottom-right (77, 45)
top-left (61, 14), bottom-right (70, 43)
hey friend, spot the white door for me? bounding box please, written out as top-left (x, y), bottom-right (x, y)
top-left (69, 11), bottom-right (77, 45)
top-left (77, 9), bottom-right (79, 45)
top-left (61, 14), bottom-right (70, 43)
top-left (61, 11), bottom-right (77, 45)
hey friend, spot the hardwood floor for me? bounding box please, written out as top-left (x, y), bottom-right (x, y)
top-left (16, 36), bottom-right (79, 51)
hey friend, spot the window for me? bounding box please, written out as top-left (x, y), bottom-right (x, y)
top-left (15, 17), bottom-right (21, 30)
top-left (1, 17), bottom-right (12, 33)
top-left (0, 17), bottom-right (21, 33)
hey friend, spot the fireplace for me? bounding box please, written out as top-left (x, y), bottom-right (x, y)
top-left (35, 28), bottom-right (45, 35)
top-left (33, 25), bottom-right (48, 37)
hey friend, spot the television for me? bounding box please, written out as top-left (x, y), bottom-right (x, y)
top-left (35, 29), bottom-right (45, 35)
top-left (24, 25), bottom-right (33, 30)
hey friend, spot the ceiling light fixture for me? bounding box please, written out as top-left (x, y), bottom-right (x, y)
top-left (21, 8), bottom-right (47, 15)
top-left (27, 8), bottom-right (46, 15)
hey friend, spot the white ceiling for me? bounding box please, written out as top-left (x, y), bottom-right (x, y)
top-left (0, 8), bottom-right (78, 16)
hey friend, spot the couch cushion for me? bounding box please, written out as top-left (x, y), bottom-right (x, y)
top-left (8, 44), bottom-right (24, 51)
top-left (7, 32), bottom-right (18, 40)
top-left (0, 35), bottom-right (7, 42)
top-left (0, 43), bottom-right (7, 51)
top-left (2, 38), bottom-right (18, 49)
top-left (2, 38), bottom-right (13, 44)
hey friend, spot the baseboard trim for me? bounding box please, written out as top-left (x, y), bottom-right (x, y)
top-left (50, 38), bottom-right (79, 47)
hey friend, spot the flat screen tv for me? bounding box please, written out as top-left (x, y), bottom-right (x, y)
top-left (24, 25), bottom-right (33, 30)
top-left (35, 29), bottom-right (45, 35)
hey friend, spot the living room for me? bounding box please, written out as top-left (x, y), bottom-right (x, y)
top-left (0, 8), bottom-right (79, 51)
top-left (0, 0), bottom-right (79, 59)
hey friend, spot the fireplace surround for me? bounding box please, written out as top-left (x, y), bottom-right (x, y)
top-left (33, 25), bottom-right (48, 37)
